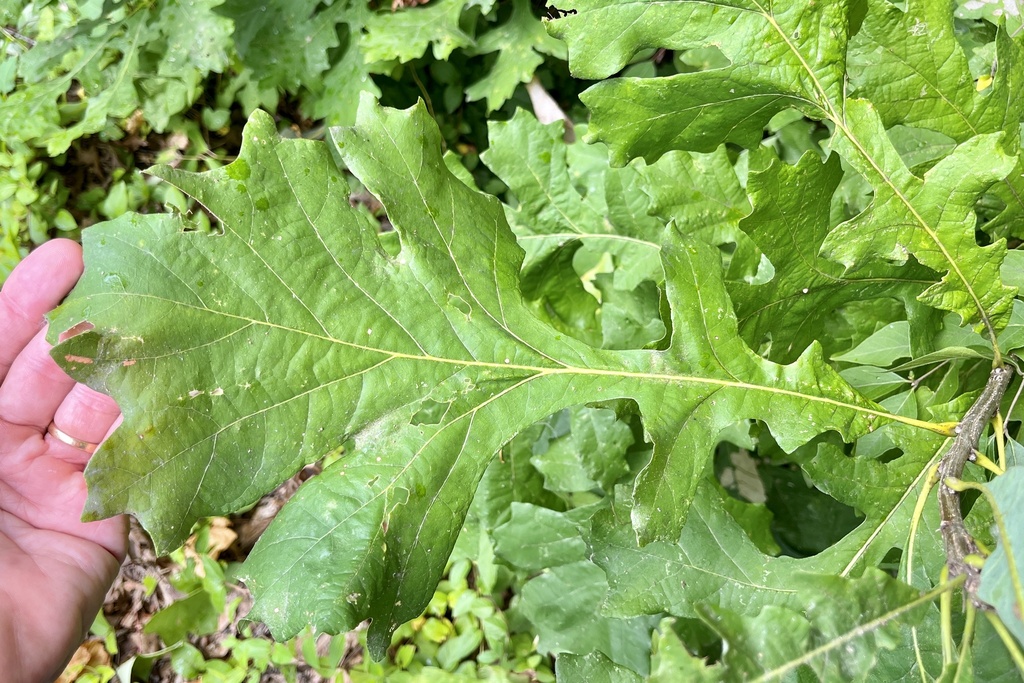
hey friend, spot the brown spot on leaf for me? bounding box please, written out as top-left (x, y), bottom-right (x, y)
top-left (122, 359), bottom-right (137, 366)
top-left (58, 320), bottom-right (94, 342)
top-left (64, 354), bottom-right (94, 364)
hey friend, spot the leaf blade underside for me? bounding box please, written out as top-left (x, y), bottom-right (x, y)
top-left (52, 100), bottom-right (904, 651)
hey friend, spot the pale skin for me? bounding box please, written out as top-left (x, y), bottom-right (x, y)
top-left (0, 240), bottom-right (126, 683)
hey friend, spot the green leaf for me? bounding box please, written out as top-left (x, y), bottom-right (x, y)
top-left (699, 569), bottom-right (930, 681)
top-left (887, 125), bottom-right (958, 170)
top-left (360, 0), bottom-right (475, 63)
top-left (638, 146), bottom-right (752, 256)
top-left (649, 619), bottom-right (722, 682)
top-left (515, 561), bottom-right (657, 675)
top-left (143, 592), bottom-right (221, 645)
top-left (978, 466), bottom-right (1024, 647)
top-left (551, 0), bottom-right (1018, 338)
top-left (520, 242), bottom-right (602, 347)
top-left (839, 366), bottom-right (908, 401)
top-left (555, 652), bottom-right (644, 683)
top-left (472, 422), bottom-right (566, 531)
top-left (546, 0), bottom-right (846, 89)
top-left (549, 0), bottom-right (848, 163)
top-left (218, 0), bottom-right (344, 93)
top-left (873, 603), bottom-right (947, 682)
top-left (465, 0), bottom-right (565, 112)
top-left (729, 152), bottom-right (932, 363)
top-left (299, 4), bottom-right (381, 127)
top-left (492, 503), bottom-right (587, 572)
top-left (983, 158), bottom-right (1024, 241)
top-left (529, 405), bottom-right (633, 494)
top-left (578, 69), bottom-right (816, 163)
top-left (1, 1), bottom-right (232, 153)
top-left (832, 321), bottom-right (912, 367)
top-left (970, 610), bottom-right (1024, 682)
top-left (636, 145), bottom-right (763, 288)
top-left (50, 101), bottom-right (899, 654)
top-left (718, 490), bottom-right (780, 557)
top-left (591, 482), bottom-right (803, 620)
top-left (794, 427), bottom-right (945, 577)
top-left (761, 462), bottom-right (863, 558)
top-left (436, 625), bottom-right (484, 671)
top-left (872, 298), bottom-right (1024, 372)
top-left (822, 100), bottom-right (1017, 338)
top-left (594, 275), bottom-right (666, 350)
top-left (849, 0), bottom-right (1024, 143)
top-left (482, 110), bottom-right (663, 289)
top-left (591, 423), bottom-right (947, 626)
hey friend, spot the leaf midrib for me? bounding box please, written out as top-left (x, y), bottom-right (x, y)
top-left (93, 290), bottom-right (941, 432)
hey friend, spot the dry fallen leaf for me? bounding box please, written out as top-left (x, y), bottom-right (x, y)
top-left (56, 639), bottom-right (111, 683)
top-left (184, 516), bottom-right (238, 575)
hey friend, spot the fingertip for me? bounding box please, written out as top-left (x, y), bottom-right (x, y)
top-left (28, 238), bottom-right (84, 281)
top-left (2, 239), bottom-right (84, 316)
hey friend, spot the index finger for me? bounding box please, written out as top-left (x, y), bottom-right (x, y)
top-left (0, 239), bottom-right (84, 383)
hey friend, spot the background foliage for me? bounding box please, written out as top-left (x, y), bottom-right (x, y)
top-left (4, 0), bottom-right (1024, 681)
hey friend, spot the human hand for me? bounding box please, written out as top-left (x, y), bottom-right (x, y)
top-left (0, 240), bottom-right (127, 683)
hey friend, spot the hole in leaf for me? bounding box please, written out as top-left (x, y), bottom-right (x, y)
top-left (178, 206), bottom-right (221, 235)
top-left (447, 293), bottom-right (472, 318)
top-left (411, 399), bottom-right (452, 426)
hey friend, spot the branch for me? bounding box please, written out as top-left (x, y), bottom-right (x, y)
top-left (937, 365), bottom-right (1014, 605)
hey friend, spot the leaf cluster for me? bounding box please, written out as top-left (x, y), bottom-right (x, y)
top-left (1, 0), bottom-right (571, 280)
top-left (41, 0), bottom-right (1024, 680)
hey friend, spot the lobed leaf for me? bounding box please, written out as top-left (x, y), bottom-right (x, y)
top-left (849, 0), bottom-right (1024, 145)
top-left (482, 110), bottom-right (663, 289)
top-left (549, 0), bottom-right (848, 164)
top-left (218, 0), bottom-right (343, 94)
top-left (465, 0), bottom-right (566, 112)
top-left (823, 100), bottom-right (1017, 337)
top-left (360, 0), bottom-right (475, 63)
top-left (51, 100), bottom-right (898, 652)
top-left (729, 151), bottom-right (933, 363)
top-left (551, 0), bottom-right (1020, 337)
top-left (1, 0), bottom-right (232, 153)
top-left (698, 570), bottom-right (930, 682)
